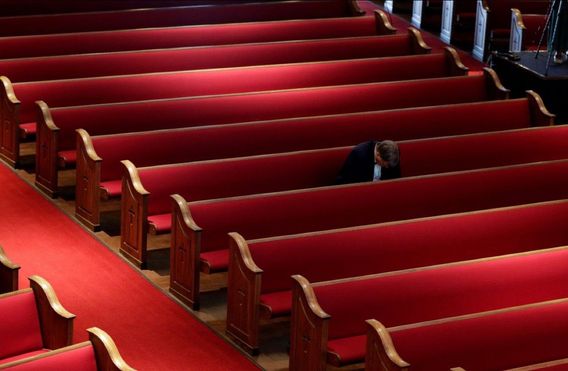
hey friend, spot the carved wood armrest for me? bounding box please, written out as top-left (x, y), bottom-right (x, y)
top-left (0, 245), bottom-right (20, 294)
top-left (88, 327), bottom-right (136, 371)
top-left (365, 319), bottom-right (409, 371)
top-left (483, 67), bottom-right (510, 100)
top-left (408, 27), bottom-right (432, 54)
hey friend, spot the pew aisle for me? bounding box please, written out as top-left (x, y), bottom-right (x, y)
top-left (0, 163), bottom-right (259, 371)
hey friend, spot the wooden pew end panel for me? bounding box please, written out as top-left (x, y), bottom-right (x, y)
top-left (119, 160), bottom-right (149, 269)
top-left (374, 9), bottom-right (397, 35)
top-left (168, 194), bottom-right (202, 311)
top-left (407, 27), bottom-right (432, 54)
top-left (75, 129), bottom-right (103, 231)
top-left (444, 47), bottom-right (469, 76)
top-left (87, 327), bottom-right (136, 371)
top-left (226, 232), bottom-right (263, 355)
top-left (29, 275), bottom-right (75, 349)
top-left (0, 245), bottom-right (20, 294)
top-left (364, 319), bottom-right (410, 371)
top-left (0, 76), bottom-right (21, 168)
top-left (289, 275), bottom-right (331, 371)
top-left (483, 67), bottom-right (510, 100)
top-left (34, 100), bottom-right (60, 198)
top-left (526, 90), bottom-right (555, 126)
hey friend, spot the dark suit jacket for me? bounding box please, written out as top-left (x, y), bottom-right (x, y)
top-left (335, 140), bottom-right (400, 185)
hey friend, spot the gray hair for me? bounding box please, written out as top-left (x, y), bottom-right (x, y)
top-left (377, 140), bottom-right (400, 168)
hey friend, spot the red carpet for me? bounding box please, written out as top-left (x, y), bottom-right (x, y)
top-left (0, 163), bottom-right (258, 370)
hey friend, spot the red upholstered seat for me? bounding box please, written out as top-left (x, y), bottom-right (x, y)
top-left (56, 150), bottom-right (76, 168)
top-left (99, 180), bottom-right (121, 199)
top-left (326, 335), bottom-right (366, 366)
top-left (147, 214), bottom-right (171, 234)
top-left (18, 122), bottom-right (36, 138)
top-left (259, 291), bottom-right (292, 318)
top-left (200, 249), bottom-right (229, 273)
top-left (5, 345), bottom-right (97, 371)
top-left (0, 291), bottom-right (43, 361)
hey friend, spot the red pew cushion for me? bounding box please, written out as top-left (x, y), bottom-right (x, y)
top-left (0, 291), bottom-right (43, 360)
top-left (199, 249), bottom-right (229, 273)
top-left (99, 180), bottom-right (121, 199)
top-left (326, 335), bottom-right (366, 366)
top-left (57, 150), bottom-right (76, 168)
top-left (259, 291), bottom-right (292, 318)
top-left (147, 214), bottom-right (171, 234)
top-left (5, 345), bottom-right (97, 371)
top-left (18, 122), bottom-right (36, 138)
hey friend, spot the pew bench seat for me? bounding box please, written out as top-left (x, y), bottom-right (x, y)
top-left (77, 91), bottom-right (544, 232)
top-left (170, 159), bottom-right (568, 313)
top-left (0, 327), bottom-right (134, 370)
top-left (230, 199), bottom-right (568, 354)
top-left (0, 276), bottom-right (74, 365)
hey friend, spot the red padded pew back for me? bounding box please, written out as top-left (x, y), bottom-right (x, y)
top-left (0, 0), bottom-right (355, 36)
top-left (142, 125), bottom-right (568, 215)
top-left (50, 74), bottom-right (494, 151)
top-left (258, 201), bottom-right (568, 299)
top-left (187, 160), bottom-right (568, 254)
top-left (0, 16), bottom-right (379, 59)
top-left (94, 98), bottom-right (533, 181)
top-left (4, 345), bottom-right (98, 370)
top-left (0, 291), bottom-right (43, 360)
top-left (0, 33), bottom-right (418, 83)
top-left (13, 53), bottom-right (456, 124)
top-left (387, 299), bottom-right (568, 370)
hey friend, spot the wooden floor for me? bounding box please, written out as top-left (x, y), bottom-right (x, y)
top-left (12, 151), bottom-right (362, 371)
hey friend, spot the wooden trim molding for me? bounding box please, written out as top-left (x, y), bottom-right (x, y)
top-left (365, 319), bottom-right (409, 371)
top-left (119, 160), bottom-right (149, 268)
top-left (29, 275), bottom-right (75, 349)
top-left (0, 245), bottom-right (19, 294)
top-left (374, 9), bottom-right (397, 35)
top-left (347, 0), bottom-right (365, 16)
top-left (75, 129), bottom-right (103, 231)
top-left (289, 275), bottom-right (330, 371)
top-left (407, 27), bottom-right (432, 54)
top-left (0, 76), bottom-right (21, 167)
top-left (226, 232), bottom-right (263, 355)
top-left (168, 194), bottom-right (202, 310)
top-left (526, 90), bottom-right (555, 126)
top-left (34, 100), bottom-right (60, 198)
top-left (483, 67), bottom-right (510, 100)
top-left (444, 47), bottom-right (469, 76)
top-left (88, 327), bottom-right (136, 371)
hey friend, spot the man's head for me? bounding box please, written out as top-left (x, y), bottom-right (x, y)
top-left (375, 140), bottom-right (399, 168)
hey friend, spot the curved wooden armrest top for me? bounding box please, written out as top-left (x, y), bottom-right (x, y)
top-left (511, 8), bottom-right (527, 29)
top-left (407, 27), bottom-right (432, 54)
top-left (292, 275), bottom-right (330, 320)
top-left (483, 67), bottom-right (510, 98)
top-left (228, 232), bottom-right (262, 274)
top-left (0, 76), bottom-right (20, 105)
top-left (374, 9), bottom-right (397, 34)
top-left (77, 129), bottom-right (102, 162)
top-left (0, 245), bottom-right (20, 270)
top-left (526, 90), bottom-right (555, 126)
top-left (171, 194), bottom-right (201, 232)
top-left (444, 46), bottom-right (469, 75)
top-left (35, 100), bottom-right (59, 131)
top-left (121, 160), bottom-right (148, 196)
top-left (348, 0), bottom-right (365, 16)
top-left (29, 275), bottom-right (74, 320)
top-left (366, 319), bottom-right (410, 369)
top-left (88, 327), bottom-right (136, 371)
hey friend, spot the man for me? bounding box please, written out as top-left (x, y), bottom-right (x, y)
top-left (550, 0), bottom-right (568, 64)
top-left (335, 140), bottom-right (400, 185)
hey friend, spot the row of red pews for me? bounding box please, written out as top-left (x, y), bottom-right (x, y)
top-left (1, 1), bottom-right (567, 369)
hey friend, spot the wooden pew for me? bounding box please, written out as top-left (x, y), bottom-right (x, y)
top-left (439, 1), bottom-right (477, 48)
top-left (1, 44), bottom-right (460, 168)
top-left (0, 0), bottom-right (363, 37)
top-left (0, 276), bottom-right (74, 365)
top-left (510, 9), bottom-right (547, 52)
top-left (291, 238), bottom-right (568, 368)
top-left (0, 28), bottom-right (423, 84)
top-left (0, 246), bottom-right (19, 294)
top-left (453, 358), bottom-right (568, 371)
top-left (122, 123), bottom-right (565, 270)
top-left (169, 159), bottom-right (568, 310)
top-left (0, 0), bottom-right (246, 16)
top-left (34, 69), bottom-right (507, 197)
top-left (76, 92), bottom-right (551, 231)
top-left (366, 298), bottom-right (568, 370)
top-left (0, 11), bottom-right (392, 60)
top-left (472, 0), bottom-right (549, 61)
top-left (0, 327), bottom-right (134, 370)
